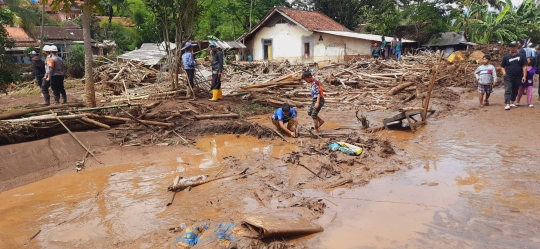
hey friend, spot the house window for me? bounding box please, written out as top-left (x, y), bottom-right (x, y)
top-left (304, 42), bottom-right (310, 57)
top-left (277, 18), bottom-right (287, 24)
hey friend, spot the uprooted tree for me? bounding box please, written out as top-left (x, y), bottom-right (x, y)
top-left (147, 0), bottom-right (202, 90)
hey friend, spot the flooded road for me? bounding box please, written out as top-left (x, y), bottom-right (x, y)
top-left (1, 100), bottom-right (540, 248)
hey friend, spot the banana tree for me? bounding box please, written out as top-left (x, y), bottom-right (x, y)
top-left (471, 4), bottom-right (517, 43)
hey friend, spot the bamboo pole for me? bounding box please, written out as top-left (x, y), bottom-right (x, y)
top-left (2, 114), bottom-right (85, 123)
top-left (50, 111), bottom-right (102, 164)
top-left (0, 103), bottom-right (84, 120)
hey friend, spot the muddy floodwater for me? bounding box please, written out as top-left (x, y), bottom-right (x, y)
top-left (2, 106), bottom-right (540, 248)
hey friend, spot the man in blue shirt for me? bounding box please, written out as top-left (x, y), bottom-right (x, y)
top-left (272, 103), bottom-right (298, 138)
top-left (182, 42), bottom-right (198, 97)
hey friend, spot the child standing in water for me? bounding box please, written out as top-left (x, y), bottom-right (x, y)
top-left (516, 57), bottom-right (537, 108)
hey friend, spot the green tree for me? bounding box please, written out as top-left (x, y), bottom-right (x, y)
top-left (65, 44), bottom-right (85, 78)
top-left (470, 5), bottom-right (516, 43)
top-left (0, 7), bottom-right (21, 93)
top-left (99, 20), bottom-right (138, 52)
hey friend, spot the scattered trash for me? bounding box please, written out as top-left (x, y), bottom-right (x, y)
top-left (176, 222), bottom-right (209, 248)
top-left (328, 142), bottom-right (363, 156)
top-left (13, 193), bottom-right (34, 197)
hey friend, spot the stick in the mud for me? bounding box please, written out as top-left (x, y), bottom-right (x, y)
top-left (271, 127), bottom-right (289, 142)
top-left (50, 111), bottom-right (102, 164)
top-left (24, 229), bottom-right (41, 245)
top-left (121, 79), bottom-right (131, 105)
top-left (423, 54), bottom-right (444, 119)
top-left (297, 163), bottom-right (324, 180)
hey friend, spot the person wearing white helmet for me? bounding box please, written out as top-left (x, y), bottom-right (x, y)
top-left (46, 45), bottom-right (66, 104)
top-left (40, 45), bottom-right (52, 105)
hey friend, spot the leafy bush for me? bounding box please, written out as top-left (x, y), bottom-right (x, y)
top-left (65, 44), bottom-right (85, 78)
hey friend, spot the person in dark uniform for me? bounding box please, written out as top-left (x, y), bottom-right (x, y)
top-left (209, 41), bottom-right (223, 101)
top-left (29, 50), bottom-right (45, 92)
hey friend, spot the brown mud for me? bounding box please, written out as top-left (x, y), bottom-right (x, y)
top-left (1, 84), bottom-right (540, 249)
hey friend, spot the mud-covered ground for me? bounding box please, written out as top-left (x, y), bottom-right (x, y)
top-left (1, 81), bottom-right (540, 248)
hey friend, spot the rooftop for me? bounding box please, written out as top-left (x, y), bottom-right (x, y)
top-left (238, 7), bottom-right (349, 41)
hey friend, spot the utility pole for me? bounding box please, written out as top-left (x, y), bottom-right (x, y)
top-left (40, 0), bottom-right (45, 52)
top-left (249, 0), bottom-right (253, 30)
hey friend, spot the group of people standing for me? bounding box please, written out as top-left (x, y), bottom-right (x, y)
top-left (372, 35), bottom-right (403, 60)
top-left (181, 41), bottom-right (223, 100)
top-left (30, 45), bottom-right (66, 106)
top-left (475, 39), bottom-right (539, 109)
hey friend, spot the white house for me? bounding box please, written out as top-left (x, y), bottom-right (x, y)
top-left (238, 7), bottom-right (415, 62)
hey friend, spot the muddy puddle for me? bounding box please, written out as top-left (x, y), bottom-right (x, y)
top-left (0, 135), bottom-right (295, 248)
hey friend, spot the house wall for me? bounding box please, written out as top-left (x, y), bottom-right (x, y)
top-left (245, 23), bottom-right (312, 62)
top-left (313, 32), bottom-right (374, 62)
top-left (245, 28), bottom-right (376, 63)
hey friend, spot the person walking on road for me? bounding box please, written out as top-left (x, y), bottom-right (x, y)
top-left (474, 55), bottom-right (497, 108)
top-left (44, 45), bottom-right (66, 104)
top-left (516, 57), bottom-right (537, 108)
top-left (29, 50), bottom-right (45, 95)
top-left (501, 41), bottom-right (527, 110)
top-left (271, 103), bottom-right (298, 138)
top-left (209, 41), bottom-right (223, 101)
top-left (181, 41), bottom-right (198, 98)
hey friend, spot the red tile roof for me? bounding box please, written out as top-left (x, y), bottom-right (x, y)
top-left (3, 25), bottom-right (39, 47)
top-left (276, 8), bottom-right (349, 32)
top-left (238, 7), bottom-right (349, 41)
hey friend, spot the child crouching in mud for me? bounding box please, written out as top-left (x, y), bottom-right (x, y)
top-left (474, 55), bottom-right (497, 108)
top-left (302, 71), bottom-right (325, 133)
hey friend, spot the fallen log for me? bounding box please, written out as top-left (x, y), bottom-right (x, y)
top-left (0, 103), bottom-right (84, 120)
top-left (386, 82), bottom-right (414, 96)
top-left (168, 174), bottom-right (228, 191)
top-left (81, 117), bottom-right (111, 129)
top-left (86, 114), bottom-right (174, 127)
top-left (194, 113), bottom-right (239, 120)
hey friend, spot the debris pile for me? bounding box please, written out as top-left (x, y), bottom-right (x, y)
top-left (93, 60), bottom-right (163, 95)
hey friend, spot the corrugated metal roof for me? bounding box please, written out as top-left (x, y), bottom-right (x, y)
top-left (315, 31), bottom-right (416, 43)
top-left (214, 40), bottom-right (246, 49)
top-left (117, 43), bottom-right (167, 66)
